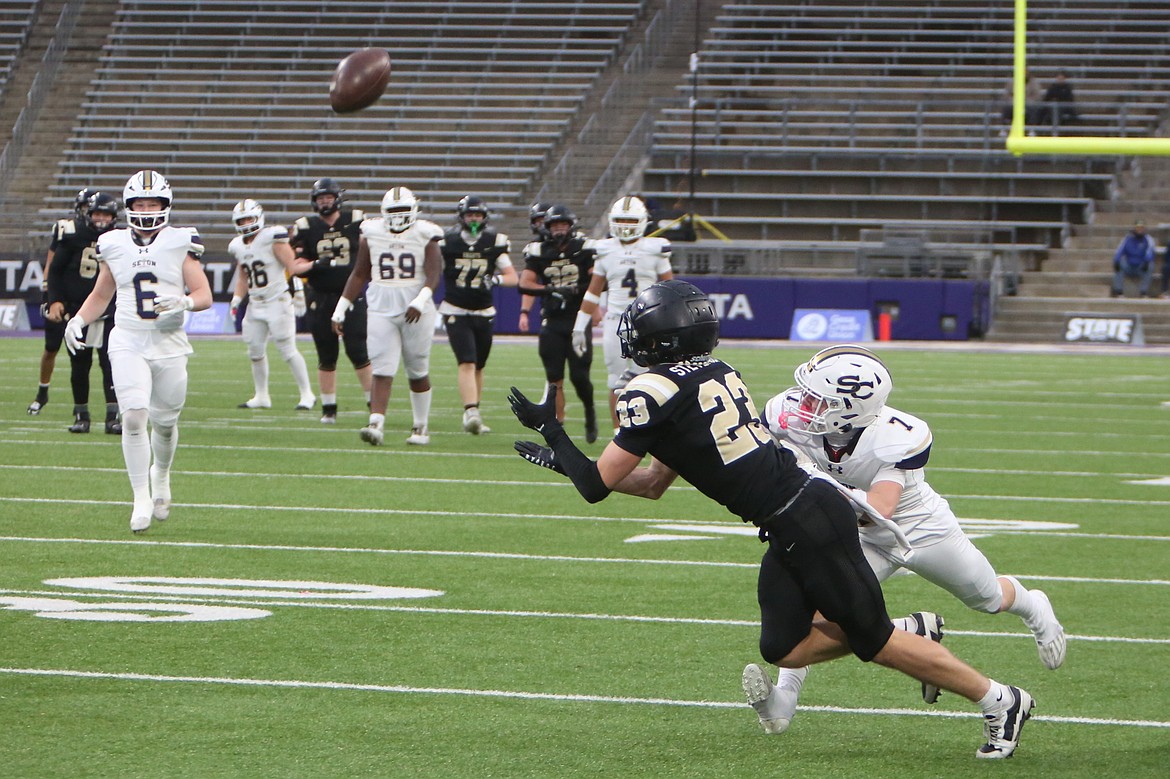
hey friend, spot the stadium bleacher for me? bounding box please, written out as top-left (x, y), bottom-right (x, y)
top-left (0, 0), bottom-right (40, 103)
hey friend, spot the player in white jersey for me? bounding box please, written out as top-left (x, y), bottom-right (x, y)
top-left (572, 196), bottom-right (672, 433)
top-left (743, 345), bottom-right (1066, 733)
top-left (228, 199), bottom-right (315, 411)
top-left (64, 170), bottom-right (212, 533)
top-left (332, 187), bottom-right (442, 446)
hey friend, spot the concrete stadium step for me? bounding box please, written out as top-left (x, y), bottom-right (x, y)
top-left (988, 296), bottom-right (1170, 343)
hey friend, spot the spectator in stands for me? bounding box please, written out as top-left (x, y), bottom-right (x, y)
top-left (999, 71), bottom-right (1043, 133)
top-left (644, 195), bottom-right (697, 242)
top-left (1110, 221), bottom-right (1156, 298)
top-left (1041, 70), bottom-right (1078, 129)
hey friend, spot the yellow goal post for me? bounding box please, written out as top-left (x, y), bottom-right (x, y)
top-left (1006, 0), bottom-right (1170, 156)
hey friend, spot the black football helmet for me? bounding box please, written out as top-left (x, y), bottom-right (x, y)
top-left (85, 192), bottom-right (119, 234)
top-left (310, 178), bottom-right (345, 215)
top-left (456, 195), bottom-right (489, 235)
top-left (618, 280), bottom-right (720, 367)
top-left (74, 187), bottom-right (99, 217)
top-left (528, 201), bottom-right (551, 236)
top-left (542, 204), bottom-right (577, 241)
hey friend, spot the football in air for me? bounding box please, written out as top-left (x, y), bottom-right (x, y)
top-left (329, 48), bottom-right (391, 114)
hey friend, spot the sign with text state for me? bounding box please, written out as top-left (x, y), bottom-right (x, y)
top-left (0, 299), bottom-right (32, 331)
top-left (789, 309), bottom-right (874, 342)
top-left (1063, 313), bottom-right (1145, 346)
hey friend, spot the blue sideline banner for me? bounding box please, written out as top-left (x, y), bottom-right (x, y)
top-left (789, 309), bottom-right (874, 342)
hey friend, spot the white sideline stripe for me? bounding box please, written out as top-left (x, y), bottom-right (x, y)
top-left (2, 588), bottom-right (1166, 645)
top-left (0, 536), bottom-right (1167, 587)
top-left (1, 668), bottom-right (1166, 729)
top-left (2, 462), bottom-right (1165, 483)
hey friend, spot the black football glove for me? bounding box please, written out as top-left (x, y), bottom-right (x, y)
top-left (514, 440), bottom-right (566, 474)
top-left (508, 385), bottom-right (560, 433)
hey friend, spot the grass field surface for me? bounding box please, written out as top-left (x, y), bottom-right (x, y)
top-left (1, 335), bottom-right (1167, 778)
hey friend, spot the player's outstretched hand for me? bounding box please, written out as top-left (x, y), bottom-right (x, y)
top-left (514, 440), bottom-right (566, 474)
top-left (508, 385), bottom-right (559, 433)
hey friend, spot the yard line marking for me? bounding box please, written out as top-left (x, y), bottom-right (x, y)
top-left (0, 668), bottom-right (1166, 729)
top-left (0, 536), bottom-right (1167, 587)
top-left (2, 588), bottom-right (1166, 645)
top-left (3, 462), bottom-right (1164, 482)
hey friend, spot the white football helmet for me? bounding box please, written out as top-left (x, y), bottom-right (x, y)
top-left (123, 169), bottom-right (172, 231)
top-left (381, 186), bottom-right (418, 232)
top-left (232, 199), bottom-right (265, 236)
top-left (778, 345), bottom-right (892, 435)
top-left (609, 195), bottom-right (649, 242)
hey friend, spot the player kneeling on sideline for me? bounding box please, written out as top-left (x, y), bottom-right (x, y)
top-left (509, 280), bottom-right (1035, 759)
top-left (749, 344), bottom-right (1064, 726)
top-left (65, 170), bottom-right (212, 533)
top-left (228, 199), bottom-right (315, 411)
top-left (332, 186), bottom-right (441, 446)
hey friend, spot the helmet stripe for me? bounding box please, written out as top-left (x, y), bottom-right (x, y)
top-left (808, 344), bottom-right (886, 370)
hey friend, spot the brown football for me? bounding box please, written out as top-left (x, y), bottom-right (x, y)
top-left (329, 48), bottom-right (391, 114)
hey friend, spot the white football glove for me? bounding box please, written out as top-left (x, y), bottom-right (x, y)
top-left (571, 328), bottom-right (588, 358)
top-left (64, 315), bottom-right (87, 355)
top-left (154, 294), bottom-right (194, 314)
top-left (331, 297), bottom-right (353, 327)
top-left (229, 295), bottom-right (243, 319)
top-left (292, 290), bottom-right (307, 317)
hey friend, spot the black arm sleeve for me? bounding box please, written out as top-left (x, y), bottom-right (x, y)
top-left (541, 423), bottom-right (612, 504)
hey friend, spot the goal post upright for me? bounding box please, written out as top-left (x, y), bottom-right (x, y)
top-left (1006, 0), bottom-right (1170, 156)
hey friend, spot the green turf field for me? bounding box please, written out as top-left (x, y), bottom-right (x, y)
top-left (1, 336), bottom-right (1167, 778)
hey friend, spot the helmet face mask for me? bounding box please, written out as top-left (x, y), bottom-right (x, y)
top-left (232, 199), bottom-right (265, 237)
top-left (123, 170), bottom-right (172, 232)
top-left (781, 345), bottom-right (892, 435)
top-left (541, 204), bottom-right (576, 242)
top-left (617, 280), bottom-right (719, 367)
top-left (311, 177), bottom-right (345, 216)
top-left (74, 187), bottom-right (99, 218)
top-left (381, 186), bottom-right (419, 233)
top-left (456, 195), bottom-right (489, 236)
top-left (609, 196), bottom-right (649, 242)
top-left (85, 193), bottom-right (119, 234)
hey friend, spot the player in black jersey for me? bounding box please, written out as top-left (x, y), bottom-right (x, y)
top-left (518, 205), bottom-right (598, 443)
top-left (288, 178), bottom-right (372, 424)
top-left (27, 187), bottom-right (98, 416)
top-left (509, 280), bottom-right (1035, 760)
top-left (438, 196), bottom-right (518, 434)
top-left (44, 192), bottom-right (121, 434)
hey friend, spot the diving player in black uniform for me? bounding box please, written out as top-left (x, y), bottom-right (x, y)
top-left (288, 178), bottom-right (372, 423)
top-left (509, 280), bottom-right (1036, 760)
top-left (437, 196), bottom-right (517, 434)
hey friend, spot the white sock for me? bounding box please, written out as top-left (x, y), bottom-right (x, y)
top-left (410, 388), bottom-right (432, 429)
top-left (250, 356), bottom-right (270, 399)
top-left (978, 680), bottom-right (1013, 712)
top-left (368, 413), bottom-right (385, 428)
top-left (281, 342), bottom-right (312, 397)
top-left (321, 393), bottom-right (337, 405)
top-left (1002, 575), bottom-right (1040, 624)
top-left (121, 409), bottom-right (151, 504)
top-left (151, 423), bottom-right (178, 473)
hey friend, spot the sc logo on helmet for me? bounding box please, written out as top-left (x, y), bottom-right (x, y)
top-left (835, 375), bottom-right (878, 400)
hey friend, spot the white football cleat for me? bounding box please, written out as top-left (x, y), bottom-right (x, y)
top-left (742, 663), bottom-right (806, 735)
top-left (977, 686), bottom-right (1034, 759)
top-left (406, 426), bottom-right (430, 446)
top-left (130, 498), bottom-right (153, 533)
top-left (359, 425), bottom-right (384, 446)
top-left (295, 395), bottom-right (316, 410)
top-left (238, 396), bottom-right (272, 409)
top-left (1028, 590), bottom-right (1066, 670)
top-left (462, 409), bottom-right (487, 435)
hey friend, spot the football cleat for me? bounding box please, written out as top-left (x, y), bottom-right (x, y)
top-left (238, 397), bottom-right (272, 409)
top-left (977, 686), bottom-right (1034, 759)
top-left (130, 498), bottom-right (154, 533)
top-left (150, 466), bottom-right (171, 521)
top-left (585, 417), bottom-right (598, 444)
top-left (105, 412), bottom-right (122, 435)
top-left (296, 395), bottom-right (316, 410)
top-left (406, 426), bottom-right (430, 446)
top-left (321, 404), bottom-right (338, 424)
top-left (1029, 590), bottom-right (1066, 670)
top-left (27, 397), bottom-right (47, 415)
top-left (359, 425), bottom-right (384, 446)
top-left (742, 663), bottom-right (806, 735)
top-left (463, 409), bottom-right (486, 435)
top-left (908, 611), bottom-right (945, 704)
top-left (68, 413), bottom-right (91, 434)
